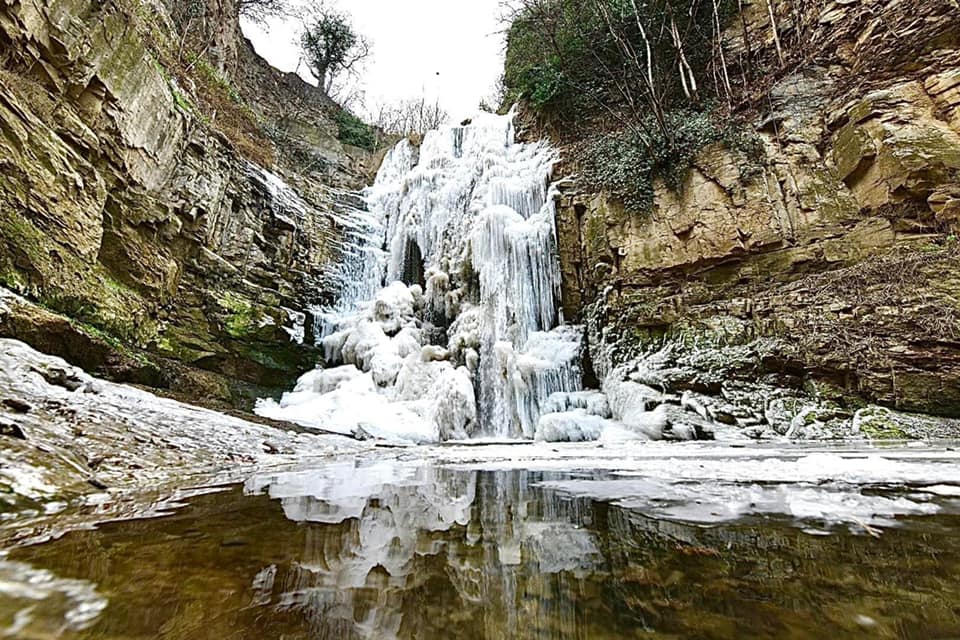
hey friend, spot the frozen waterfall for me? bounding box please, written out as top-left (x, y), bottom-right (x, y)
top-left (256, 111), bottom-right (597, 443)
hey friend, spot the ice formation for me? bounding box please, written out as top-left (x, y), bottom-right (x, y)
top-left (257, 111), bottom-right (590, 442)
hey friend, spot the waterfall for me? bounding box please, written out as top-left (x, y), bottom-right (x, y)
top-left (256, 111), bottom-right (591, 443)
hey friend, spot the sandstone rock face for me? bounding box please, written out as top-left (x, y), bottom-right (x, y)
top-left (0, 0), bottom-right (380, 407)
top-left (557, 0), bottom-right (960, 420)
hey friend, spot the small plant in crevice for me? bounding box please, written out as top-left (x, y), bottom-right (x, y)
top-left (578, 110), bottom-right (765, 213)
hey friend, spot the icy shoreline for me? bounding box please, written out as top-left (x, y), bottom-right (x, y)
top-left (4, 333), bottom-right (960, 546)
top-left (0, 338), bottom-right (371, 545)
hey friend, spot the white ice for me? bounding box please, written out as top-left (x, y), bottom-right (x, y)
top-left (259, 111), bottom-right (590, 442)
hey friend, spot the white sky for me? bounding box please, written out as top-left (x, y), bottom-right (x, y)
top-left (241, 0), bottom-right (506, 122)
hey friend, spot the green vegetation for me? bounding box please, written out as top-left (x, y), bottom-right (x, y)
top-left (217, 292), bottom-right (258, 339)
top-left (335, 109), bottom-right (378, 151)
top-left (503, 0), bottom-right (763, 212)
top-left (194, 57), bottom-right (244, 106)
top-left (856, 407), bottom-right (911, 440)
top-left (0, 269), bottom-right (24, 292)
top-left (580, 110), bottom-right (764, 211)
top-left (504, 0), bottom-right (737, 123)
top-left (300, 8), bottom-right (371, 93)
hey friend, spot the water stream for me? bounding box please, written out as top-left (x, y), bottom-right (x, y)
top-left (4, 447), bottom-right (960, 639)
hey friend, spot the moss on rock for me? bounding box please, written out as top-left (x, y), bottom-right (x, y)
top-left (853, 407), bottom-right (912, 440)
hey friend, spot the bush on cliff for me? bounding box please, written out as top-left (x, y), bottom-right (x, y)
top-left (335, 109), bottom-right (378, 151)
top-left (579, 109), bottom-right (764, 211)
top-left (502, 0), bottom-right (762, 211)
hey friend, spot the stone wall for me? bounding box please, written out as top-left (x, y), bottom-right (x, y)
top-left (0, 0), bottom-right (380, 408)
top-left (553, 0), bottom-right (960, 423)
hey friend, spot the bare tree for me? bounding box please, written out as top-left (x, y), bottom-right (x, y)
top-left (373, 96), bottom-right (449, 136)
top-left (765, 0), bottom-right (785, 64)
top-left (237, 0), bottom-right (289, 24)
top-left (329, 80), bottom-right (366, 113)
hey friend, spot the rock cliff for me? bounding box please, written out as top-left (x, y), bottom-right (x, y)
top-left (0, 0), bottom-right (382, 408)
top-left (547, 0), bottom-right (960, 434)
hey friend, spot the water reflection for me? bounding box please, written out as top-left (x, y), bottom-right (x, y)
top-left (242, 463), bottom-right (606, 639)
top-left (6, 461), bottom-right (960, 639)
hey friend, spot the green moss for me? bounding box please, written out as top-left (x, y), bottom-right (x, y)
top-left (0, 207), bottom-right (160, 346)
top-left (172, 86), bottom-right (195, 113)
top-left (71, 319), bottom-right (156, 368)
top-left (335, 110), bottom-right (377, 151)
top-left (0, 268), bottom-right (25, 292)
top-left (217, 292), bottom-right (258, 339)
top-left (855, 407), bottom-right (911, 440)
top-left (102, 274), bottom-right (137, 297)
top-left (156, 326), bottom-right (221, 362)
top-left (582, 209), bottom-right (611, 257)
top-left (156, 335), bottom-right (175, 353)
top-left (1, 211), bottom-right (47, 263)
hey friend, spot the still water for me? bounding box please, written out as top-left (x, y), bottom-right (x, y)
top-left (3, 457), bottom-right (960, 639)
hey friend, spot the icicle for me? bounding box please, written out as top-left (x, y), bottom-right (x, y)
top-left (259, 111), bottom-right (598, 442)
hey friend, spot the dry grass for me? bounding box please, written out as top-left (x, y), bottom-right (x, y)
top-left (782, 244), bottom-right (960, 370)
top-left (191, 67), bottom-right (276, 168)
top-left (122, 0), bottom-right (276, 168)
top-left (0, 70), bottom-right (58, 126)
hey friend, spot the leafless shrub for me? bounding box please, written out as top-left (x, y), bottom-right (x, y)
top-left (372, 96), bottom-right (449, 137)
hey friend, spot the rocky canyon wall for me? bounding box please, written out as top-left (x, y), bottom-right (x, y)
top-left (549, 0), bottom-right (960, 431)
top-left (0, 0), bottom-right (382, 408)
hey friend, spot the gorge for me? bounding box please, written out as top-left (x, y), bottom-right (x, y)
top-left (1, 0), bottom-right (960, 637)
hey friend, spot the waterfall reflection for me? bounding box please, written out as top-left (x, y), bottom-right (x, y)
top-left (7, 459), bottom-right (960, 639)
top-left (243, 463), bottom-right (604, 639)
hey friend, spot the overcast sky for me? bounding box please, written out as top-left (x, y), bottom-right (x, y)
top-left (242, 0), bottom-right (506, 122)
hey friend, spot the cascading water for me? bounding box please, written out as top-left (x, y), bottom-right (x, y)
top-left (257, 111), bottom-right (604, 443)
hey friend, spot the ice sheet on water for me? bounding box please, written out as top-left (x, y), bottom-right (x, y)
top-left (539, 477), bottom-right (944, 530)
top-left (530, 450), bottom-right (960, 530)
top-left (921, 484), bottom-right (960, 496)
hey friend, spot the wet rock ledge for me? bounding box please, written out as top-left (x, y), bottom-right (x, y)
top-left (0, 337), bottom-right (367, 547)
top-left (0, 0), bottom-right (383, 409)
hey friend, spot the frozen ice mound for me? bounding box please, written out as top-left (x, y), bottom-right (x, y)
top-left (535, 410), bottom-right (626, 443)
top-left (257, 111), bottom-right (600, 443)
